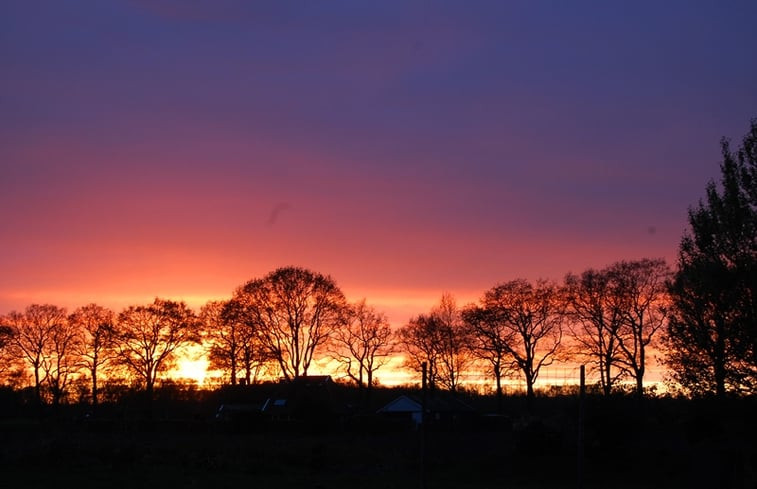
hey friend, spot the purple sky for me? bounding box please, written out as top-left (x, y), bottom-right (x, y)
top-left (2, 0), bottom-right (756, 324)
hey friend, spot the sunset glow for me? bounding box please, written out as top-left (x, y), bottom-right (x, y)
top-left (2, 1), bottom-right (756, 391)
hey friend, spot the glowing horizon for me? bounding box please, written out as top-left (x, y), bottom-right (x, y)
top-left (2, 1), bottom-right (755, 393)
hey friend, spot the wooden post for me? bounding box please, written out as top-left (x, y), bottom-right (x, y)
top-left (578, 364), bottom-right (586, 489)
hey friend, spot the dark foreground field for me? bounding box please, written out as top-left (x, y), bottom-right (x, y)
top-left (1, 392), bottom-right (756, 489)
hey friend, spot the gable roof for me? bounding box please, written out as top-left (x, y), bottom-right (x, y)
top-left (377, 395), bottom-right (421, 413)
top-left (377, 394), bottom-right (476, 414)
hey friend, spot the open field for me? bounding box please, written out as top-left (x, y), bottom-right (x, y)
top-left (2, 391), bottom-right (756, 489)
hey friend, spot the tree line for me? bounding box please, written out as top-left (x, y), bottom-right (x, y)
top-left (1, 120), bottom-right (755, 406)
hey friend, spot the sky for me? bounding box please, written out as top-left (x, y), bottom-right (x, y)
top-left (2, 0), bottom-right (757, 326)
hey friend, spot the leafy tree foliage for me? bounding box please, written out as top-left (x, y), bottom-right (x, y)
top-left (233, 267), bottom-right (349, 380)
top-left (666, 119), bottom-right (757, 397)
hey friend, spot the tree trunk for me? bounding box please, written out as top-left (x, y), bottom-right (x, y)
top-left (366, 370), bottom-right (373, 409)
top-left (494, 365), bottom-right (503, 414)
top-left (637, 342), bottom-right (646, 398)
top-left (525, 371), bottom-right (535, 398)
top-left (34, 365), bottom-right (42, 406)
top-left (635, 368), bottom-right (644, 398)
top-left (91, 366), bottom-right (99, 408)
top-left (603, 360), bottom-right (612, 396)
top-left (714, 321), bottom-right (727, 398)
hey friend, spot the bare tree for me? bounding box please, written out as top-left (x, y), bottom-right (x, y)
top-left (229, 301), bottom-right (271, 385)
top-left (396, 294), bottom-right (472, 393)
top-left (43, 315), bottom-right (82, 408)
top-left (462, 304), bottom-right (512, 412)
top-left (5, 304), bottom-right (67, 405)
top-left (0, 324), bottom-right (11, 349)
top-left (69, 304), bottom-right (116, 407)
top-left (201, 300), bottom-right (240, 385)
top-left (233, 267), bottom-right (349, 380)
top-left (431, 293), bottom-right (472, 392)
top-left (483, 280), bottom-right (563, 399)
top-left (610, 259), bottom-right (671, 397)
top-left (331, 299), bottom-right (394, 404)
top-left (565, 270), bottom-right (626, 396)
top-left (396, 313), bottom-right (442, 391)
top-left (201, 300), bottom-right (270, 385)
top-left (115, 298), bottom-right (199, 399)
top-left (0, 323), bottom-right (16, 381)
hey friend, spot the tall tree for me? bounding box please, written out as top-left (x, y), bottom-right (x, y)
top-left (115, 298), bottom-right (199, 399)
top-left (667, 119), bottom-right (757, 397)
top-left (610, 259), bottom-right (671, 397)
top-left (396, 294), bottom-right (472, 393)
top-left (69, 304), bottom-right (116, 407)
top-left (5, 304), bottom-right (67, 405)
top-left (201, 300), bottom-right (269, 385)
top-left (43, 315), bottom-right (82, 408)
top-left (224, 299), bottom-right (271, 385)
top-left (331, 299), bottom-right (394, 405)
top-left (201, 300), bottom-right (240, 385)
top-left (396, 313), bottom-right (442, 391)
top-left (0, 324), bottom-right (16, 382)
top-left (565, 269), bottom-right (627, 396)
top-left (462, 304), bottom-right (512, 412)
top-left (483, 280), bottom-right (563, 399)
top-left (233, 267), bottom-right (349, 380)
top-left (430, 293), bottom-right (472, 392)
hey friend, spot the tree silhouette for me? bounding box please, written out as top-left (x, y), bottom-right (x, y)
top-left (396, 313), bottom-right (442, 391)
top-left (4, 304), bottom-right (67, 406)
top-left (70, 303), bottom-right (116, 407)
top-left (42, 313), bottom-right (82, 408)
top-left (431, 293), bottom-right (472, 392)
top-left (233, 267), bottom-right (349, 380)
top-left (331, 299), bottom-right (394, 405)
top-left (201, 300), bottom-right (270, 385)
top-left (0, 324), bottom-right (15, 380)
top-left (115, 298), bottom-right (199, 400)
top-left (565, 261), bottom-right (669, 397)
top-left (565, 269), bottom-right (624, 395)
top-left (396, 294), bottom-right (471, 393)
top-left (201, 300), bottom-right (240, 385)
top-left (462, 303), bottom-right (512, 412)
top-left (483, 280), bottom-right (563, 399)
top-left (610, 259), bottom-right (670, 397)
top-left (667, 119), bottom-right (757, 397)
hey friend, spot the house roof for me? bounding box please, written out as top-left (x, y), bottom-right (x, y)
top-left (377, 394), bottom-right (476, 414)
top-left (261, 375), bottom-right (341, 417)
